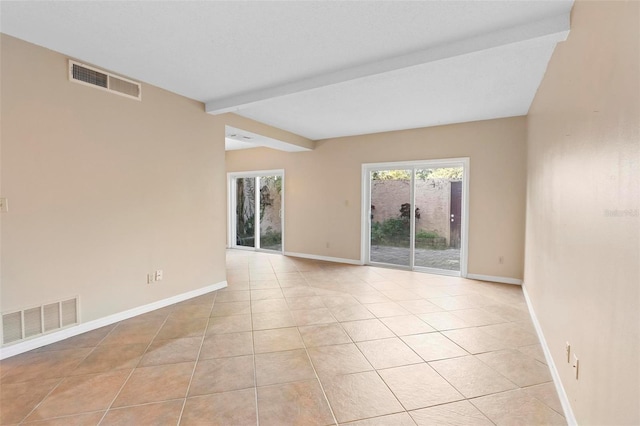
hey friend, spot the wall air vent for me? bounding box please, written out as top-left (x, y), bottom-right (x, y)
top-left (69, 60), bottom-right (141, 100)
top-left (2, 297), bottom-right (79, 345)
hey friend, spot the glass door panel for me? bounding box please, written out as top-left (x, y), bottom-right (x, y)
top-left (235, 177), bottom-right (256, 248)
top-left (413, 167), bottom-right (463, 272)
top-left (369, 169), bottom-right (412, 267)
top-left (258, 175), bottom-right (283, 251)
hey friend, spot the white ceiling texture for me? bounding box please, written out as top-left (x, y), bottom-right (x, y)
top-left (1, 1), bottom-right (573, 150)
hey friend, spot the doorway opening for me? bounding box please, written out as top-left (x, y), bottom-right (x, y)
top-left (362, 159), bottom-right (469, 276)
top-left (228, 170), bottom-right (284, 253)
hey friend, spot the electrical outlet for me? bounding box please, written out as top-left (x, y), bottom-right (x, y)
top-left (572, 354), bottom-right (579, 380)
top-left (566, 341), bottom-right (571, 363)
top-left (155, 270), bottom-right (163, 281)
top-left (0, 198), bottom-right (8, 213)
top-left (147, 273), bottom-right (154, 284)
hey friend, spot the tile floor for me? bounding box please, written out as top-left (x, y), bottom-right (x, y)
top-left (0, 250), bottom-right (566, 425)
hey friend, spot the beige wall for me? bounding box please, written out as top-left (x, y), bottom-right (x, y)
top-left (525, 1), bottom-right (639, 424)
top-left (227, 117), bottom-right (527, 279)
top-left (0, 35), bottom-right (227, 325)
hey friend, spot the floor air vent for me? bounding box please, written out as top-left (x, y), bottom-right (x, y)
top-left (69, 60), bottom-right (141, 100)
top-left (2, 297), bottom-right (79, 345)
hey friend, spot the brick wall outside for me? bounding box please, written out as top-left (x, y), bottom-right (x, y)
top-left (371, 179), bottom-right (452, 243)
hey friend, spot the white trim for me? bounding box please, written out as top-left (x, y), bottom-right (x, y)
top-left (522, 285), bottom-right (577, 425)
top-left (361, 158), bottom-right (469, 277)
top-left (284, 251), bottom-right (363, 266)
top-left (0, 281), bottom-right (227, 360)
top-left (466, 273), bottom-right (523, 285)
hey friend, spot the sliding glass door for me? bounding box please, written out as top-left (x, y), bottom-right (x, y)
top-left (229, 171), bottom-right (284, 253)
top-left (364, 159), bottom-right (468, 276)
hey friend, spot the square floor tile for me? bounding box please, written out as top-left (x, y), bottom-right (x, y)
top-left (322, 371), bottom-right (403, 423)
top-left (215, 290), bottom-right (251, 303)
top-left (139, 337), bottom-right (202, 367)
top-left (252, 311), bottom-right (296, 330)
top-left (254, 327), bottom-right (304, 353)
top-left (344, 412), bottom-right (416, 425)
top-left (518, 343), bottom-right (547, 365)
top-left (409, 400), bottom-right (493, 425)
top-left (101, 400), bottom-right (183, 425)
top-left (478, 322), bottom-right (540, 347)
top-left (401, 333), bottom-right (468, 361)
top-left (328, 304), bottom-right (375, 322)
top-left (364, 302), bottom-right (410, 318)
top-left (470, 389), bottom-right (566, 425)
top-left (211, 301), bottom-right (252, 317)
top-left (442, 328), bottom-right (508, 354)
top-left (206, 314), bottom-right (252, 334)
top-left (449, 308), bottom-right (507, 327)
top-left (155, 317), bottom-right (208, 340)
top-left (189, 355), bottom-right (255, 396)
top-left (417, 312), bottom-right (471, 331)
top-left (258, 380), bottom-right (334, 426)
top-left (99, 321), bottom-right (161, 346)
top-left (255, 349), bottom-right (316, 386)
top-left (430, 356), bottom-right (517, 398)
top-left (291, 308), bottom-right (337, 326)
top-left (378, 363), bottom-right (463, 410)
top-left (356, 338), bottom-right (422, 369)
top-left (181, 388), bottom-right (257, 426)
top-left (299, 323), bottom-right (352, 347)
top-left (251, 289), bottom-right (284, 300)
top-left (476, 349), bottom-right (551, 387)
top-left (286, 296), bottom-right (326, 310)
top-left (251, 298), bottom-right (290, 313)
top-left (200, 331), bottom-right (253, 359)
top-left (397, 299), bottom-right (443, 314)
top-left (0, 378), bottom-right (60, 424)
top-left (282, 286), bottom-right (318, 298)
top-left (112, 362), bottom-right (193, 407)
top-left (72, 343), bottom-right (147, 375)
top-left (341, 319), bottom-right (394, 342)
top-left (169, 303), bottom-right (213, 320)
top-left (25, 370), bottom-right (131, 421)
top-left (381, 315), bottom-right (435, 336)
top-left (307, 343), bottom-right (373, 377)
top-left (521, 382), bottom-right (565, 415)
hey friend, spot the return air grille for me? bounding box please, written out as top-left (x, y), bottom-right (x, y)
top-left (2, 297), bottom-right (79, 345)
top-left (69, 60), bottom-right (141, 100)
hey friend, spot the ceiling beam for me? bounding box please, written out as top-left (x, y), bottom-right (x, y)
top-left (206, 13), bottom-right (570, 115)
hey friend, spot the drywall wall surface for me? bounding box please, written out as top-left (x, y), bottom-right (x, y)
top-left (525, 1), bottom-right (639, 424)
top-left (1, 35), bottom-right (226, 326)
top-left (227, 116), bottom-right (527, 279)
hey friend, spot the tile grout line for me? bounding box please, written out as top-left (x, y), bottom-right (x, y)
top-left (175, 292), bottom-right (218, 426)
top-left (17, 319), bottom-right (125, 424)
top-left (95, 311), bottom-right (175, 426)
top-left (251, 265), bottom-right (261, 426)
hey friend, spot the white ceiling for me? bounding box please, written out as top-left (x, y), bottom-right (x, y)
top-left (1, 1), bottom-right (573, 142)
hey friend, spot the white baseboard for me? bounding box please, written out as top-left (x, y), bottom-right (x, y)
top-left (522, 284), bottom-right (577, 425)
top-left (466, 273), bottom-right (523, 285)
top-left (0, 281), bottom-right (227, 360)
top-left (284, 251), bottom-right (363, 266)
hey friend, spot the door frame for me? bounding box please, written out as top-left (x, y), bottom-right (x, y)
top-left (227, 169), bottom-right (285, 254)
top-left (360, 158), bottom-right (469, 277)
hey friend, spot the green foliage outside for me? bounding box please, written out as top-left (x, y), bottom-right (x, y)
top-left (260, 227), bottom-right (282, 249)
top-left (371, 168), bottom-right (463, 181)
top-left (371, 219), bottom-right (446, 249)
